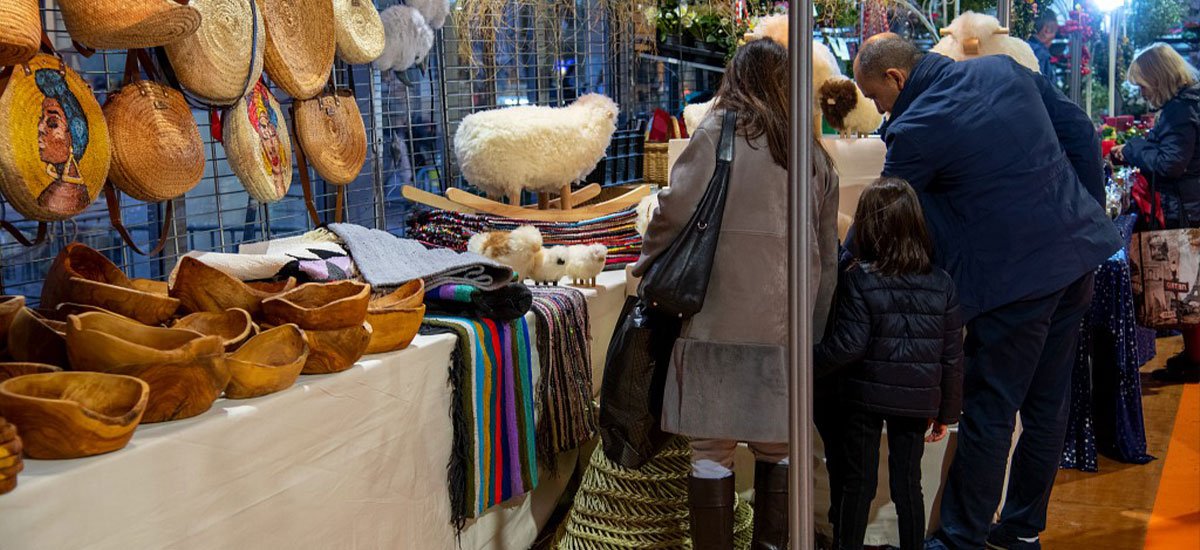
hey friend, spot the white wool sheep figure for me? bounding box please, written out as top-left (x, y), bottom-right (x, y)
top-left (932, 11), bottom-right (1040, 72)
top-left (467, 225), bottom-right (543, 282)
top-left (531, 245), bottom-right (569, 286)
top-left (406, 0), bottom-right (450, 31)
top-left (376, 5), bottom-right (435, 74)
top-left (635, 194), bottom-right (659, 237)
top-left (683, 100), bottom-right (713, 135)
top-left (566, 244), bottom-right (608, 287)
top-left (454, 94), bottom-right (619, 200)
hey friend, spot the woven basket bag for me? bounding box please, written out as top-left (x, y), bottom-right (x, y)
top-left (260, 0), bottom-right (336, 99)
top-left (0, 0), bottom-right (39, 67)
top-left (294, 88), bottom-right (367, 185)
top-left (164, 0), bottom-right (265, 106)
top-left (224, 80), bottom-right (293, 203)
top-left (0, 54), bottom-right (111, 222)
top-left (333, 0), bottom-right (386, 65)
top-left (58, 0), bottom-right (201, 50)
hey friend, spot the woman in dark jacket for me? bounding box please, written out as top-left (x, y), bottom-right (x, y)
top-left (815, 177), bottom-right (964, 550)
top-left (1114, 43), bottom-right (1200, 379)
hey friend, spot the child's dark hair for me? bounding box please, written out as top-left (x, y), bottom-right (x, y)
top-left (852, 177), bottom-right (934, 276)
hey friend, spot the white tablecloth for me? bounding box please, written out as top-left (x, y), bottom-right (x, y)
top-left (0, 272), bottom-right (627, 550)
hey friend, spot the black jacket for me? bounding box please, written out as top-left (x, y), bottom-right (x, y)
top-left (1124, 84), bottom-right (1200, 228)
top-left (814, 262), bottom-right (965, 424)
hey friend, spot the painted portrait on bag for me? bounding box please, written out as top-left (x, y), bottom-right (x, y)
top-left (247, 81), bottom-right (288, 199)
top-left (35, 69), bottom-right (90, 213)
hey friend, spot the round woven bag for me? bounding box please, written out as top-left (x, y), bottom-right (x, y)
top-left (224, 81), bottom-right (293, 203)
top-left (59, 0), bottom-right (202, 50)
top-left (0, 0), bottom-right (39, 67)
top-left (333, 0), bottom-right (385, 65)
top-left (294, 89), bottom-right (367, 185)
top-left (164, 0), bottom-right (265, 106)
top-left (0, 54), bottom-right (111, 222)
top-left (103, 55), bottom-right (205, 203)
top-left (261, 0), bottom-right (336, 100)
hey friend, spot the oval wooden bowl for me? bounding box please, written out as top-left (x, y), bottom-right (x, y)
top-left (261, 281), bottom-right (370, 331)
top-left (372, 279), bottom-right (425, 309)
top-left (172, 309), bottom-right (256, 351)
top-left (223, 81), bottom-right (294, 203)
top-left (333, 0), bottom-right (385, 64)
top-left (365, 304), bottom-right (425, 355)
top-left (0, 372), bottom-right (149, 459)
top-left (294, 89), bottom-right (367, 185)
top-left (225, 324), bottom-right (309, 399)
top-left (59, 0), bottom-right (201, 50)
top-left (0, 363), bottom-right (62, 384)
top-left (260, 0), bottom-right (336, 99)
top-left (104, 79), bottom-right (205, 202)
top-left (41, 244), bottom-right (180, 326)
top-left (301, 322), bottom-right (372, 374)
top-left (170, 256), bottom-right (297, 318)
top-left (65, 312), bottom-right (228, 423)
top-left (0, 0), bottom-right (39, 67)
top-left (48, 302), bottom-right (128, 322)
top-left (0, 295), bottom-right (26, 357)
top-left (7, 308), bottom-right (69, 368)
top-left (164, 0), bottom-right (265, 106)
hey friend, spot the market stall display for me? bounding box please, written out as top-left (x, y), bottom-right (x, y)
top-left (0, 363), bottom-right (60, 383)
top-left (171, 309), bottom-right (257, 352)
top-left (261, 281), bottom-right (372, 374)
top-left (333, 0), bottom-right (386, 65)
top-left (223, 324), bottom-right (310, 399)
top-left (163, 0), bottom-right (265, 106)
top-left (41, 244), bottom-right (181, 326)
top-left (0, 0), bottom-right (39, 67)
top-left (7, 309), bottom-right (68, 368)
top-left (364, 279), bottom-right (426, 354)
top-left (260, 0), bottom-right (336, 100)
top-left (0, 418), bottom-right (21, 495)
top-left (0, 372), bottom-right (149, 459)
top-left (58, 0), bottom-right (200, 50)
top-left (169, 256), bottom-right (297, 317)
top-left (223, 81), bottom-right (294, 203)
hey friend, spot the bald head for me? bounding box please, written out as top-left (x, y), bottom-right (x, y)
top-left (852, 34), bottom-right (924, 114)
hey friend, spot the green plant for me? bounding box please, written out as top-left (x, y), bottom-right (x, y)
top-left (1127, 0), bottom-right (1185, 48)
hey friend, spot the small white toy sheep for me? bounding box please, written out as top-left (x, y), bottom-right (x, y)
top-left (531, 245), bottom-right (569, 286)
top-left (467, 225), bottom-right (543, 282)
top-left (566, 244), bottom-right (608, 287)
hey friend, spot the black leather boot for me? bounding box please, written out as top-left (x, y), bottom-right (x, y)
top-left (689, 474), bottom-right (736, 550)
top-left (751, 461), bottom-right (789, 550)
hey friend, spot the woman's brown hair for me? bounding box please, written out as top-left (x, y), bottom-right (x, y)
top-left (852, 177), bottom-right (934, 276)
top-left (714, 38), bottom-right (790, 168)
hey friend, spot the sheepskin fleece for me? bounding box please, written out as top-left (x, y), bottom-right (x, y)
top-left (376, 5), bottom-right (434, 72)
top-left (683, 100), bottom-right (714, 134)
top-left (635, 194), bottom-right (659, 236)
top-left (407, 0), bottom-right (450, 31)
top-left (454, 94), bottom-right (619, 196)
top-left (933, 11), bottom-right (1040, 72)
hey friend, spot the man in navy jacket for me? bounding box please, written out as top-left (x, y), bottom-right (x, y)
top-left (853, 35), bottom-right (1122, 550)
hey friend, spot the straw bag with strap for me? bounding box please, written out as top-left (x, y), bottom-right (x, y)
top-left (260, 0), bottom-right (336, 100)
top-left (58, 0), bottom-right (201, 50)
top-left (333, 0), bottom-right (386, 65)
top-left (223, 78), bottom-right (294, 204)
top-left (292, 71), bottom-right (368, 227)
top-left (0, 0), bottom-right (39, 67)
top-left (163, 0), bottom-right (265, 107)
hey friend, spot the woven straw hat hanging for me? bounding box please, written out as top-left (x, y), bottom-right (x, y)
top-left (58, 0), bottom-right (202, 50)
top-left (260, 0), bottom-right (336, 99)
top-left (0, 52), bottom-right (111, 222)
top-left (0, 0), bottom-right (40, 67)
top-left (224, 80), bottom-right (293, 203)
top-left (164, 0), bottom-right (265, 106)
top-left (294, 87), bottom-right (367, 185)
top-left (333, 0), bottom-right (386, 65)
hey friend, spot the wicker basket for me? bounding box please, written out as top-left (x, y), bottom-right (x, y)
top-left (334, 0), bottom-right (386, 65)
top-left (0, 0), bottom-right (39, 67)
top-left (260, 0), bottom-right (336, 99)
top-left (223, 80), bottom-right (293, 203)
top-left (0, 54), bottom-right (111, 222)
top-left (642, 117), bottom-right (681, 187)
top-left (164, 0), bottom-right (265, 106)
top-left (294, 89), bottom-right (367, 185)
top-left (58, 0), bottom-right (201, 50)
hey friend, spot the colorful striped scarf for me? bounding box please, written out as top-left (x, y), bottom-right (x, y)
top-left (423, 315), bottom-right (539, 527)
top-left (530, 287), bottom-right (598, 472)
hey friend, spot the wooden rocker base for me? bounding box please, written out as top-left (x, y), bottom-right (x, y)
top-left (403, 184), bottom-right (650, 222)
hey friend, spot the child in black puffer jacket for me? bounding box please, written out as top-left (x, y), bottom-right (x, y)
top-left (815, 177), bottom-right (965, 550)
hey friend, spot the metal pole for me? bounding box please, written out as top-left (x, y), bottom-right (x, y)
top-left (1069, 30), bottom-right (1083, 104)
top-left (1108, 9), bottom-right (1119, 116)
top-left (788, 3), bottom-right (814, 549)
top-left (996, 0), bottom-right (1011, 26)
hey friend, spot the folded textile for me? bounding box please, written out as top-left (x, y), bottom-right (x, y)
top-left (328, 223), bottom-right (514, 291)
top-left (530, 286), bottom-right (597, 470)
top-left (422, 315), bottom-right (539, 527)
top-left (168, 233), bottom-right (354, 285)
top-left (425, 283), bottom-right (533, 321)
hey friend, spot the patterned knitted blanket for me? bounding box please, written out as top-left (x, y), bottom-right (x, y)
top-left (328, 223), bottom-right (513, 291)
top-left (530, 286), bottom-right (598, 472)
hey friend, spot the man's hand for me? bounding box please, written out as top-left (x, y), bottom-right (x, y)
top-left (926, 419), bottom-right (949, 443)
top-left (1111, 144), bottom-right (1126, 163)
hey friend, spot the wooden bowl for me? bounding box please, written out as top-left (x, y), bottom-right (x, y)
top-left (65, 312), bottom-right (228, 423)
top-left (0, 363), bottom-right (62, 384)
top-left (46, 302), bottom-right (130, 322)
top-left (0, 417), bottom-right (21, 495)
top-left (0, 295), bottom-right (25, 357)
top-left (7, 308), bottom-right (68, 368)
top-left (301, 322), bottom-right (372, 374)
top-left (261, 281), bottom-right (370, 331)
top-left (172, 309), bottom-right (256, 351)
top-left (0, 372), bottom-right (149, 459)
top-left (41, 244), bottom-right (180, 325)
top-left (365, 304), bottom-right (424, 355)
top-left (372, 279), bottom-right (425, 310)
top-left (225, 324), bottom-right (309, 399)
top-left (170, 257), bottom-right (297, 318)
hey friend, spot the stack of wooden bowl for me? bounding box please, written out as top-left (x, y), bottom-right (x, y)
top-left (262, 281), bottom-right (372, 374)
top-left (0, 417), bottom-right (21, 495)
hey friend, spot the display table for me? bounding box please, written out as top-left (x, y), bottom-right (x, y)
top-left (0, 271), bottom-right (627, 550)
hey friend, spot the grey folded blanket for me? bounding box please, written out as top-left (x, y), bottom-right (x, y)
top-left (329, 223), bottom-right (514, 291)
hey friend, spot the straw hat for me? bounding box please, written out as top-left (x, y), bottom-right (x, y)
top-left (223, 80), bottom-right (293, 203)
top-left (333, 0), bottom-right (386, 65)
top-left (0, 0), bottom-right (39, 67)
top-left (294, 89), bottom-right (367, 185)
top-left (0, 54), bottom-right (111, 222)
top-left (164, 0), bottom-right (266, 106)
top-left (58, 0), bottom-right (201, 50)
top-left (261, 0), bottom-right (336, 99)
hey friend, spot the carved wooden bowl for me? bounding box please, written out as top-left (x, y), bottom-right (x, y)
top-left (0, 363), bottom-right (62, 384)
top-left (0, 372), bottom-right (149, 459)
top-left (261, 281), bottom-right (370, 331)
top-left (45, 302), bottom-right (131, 322)
top-left (365, 279), bottom-right (425, 355)
top-left (301, 322), bottom-right (372, 374)
top-left (224, 324), bottom-right (309, 399)
top-left (0, 295), bottom-right (25, 357)
top-left (41, 244), bottom-right (180, 325)
top-left (172, 309), bottom-right (256, 351)
top-left (65, 312), bottom-right (228, 423)
top-left (170, 256), bottom-right (297, 318)
top-left (7, 308), bottom-right (69, 368)
top-left (0, 417), bottom-right (21, 495)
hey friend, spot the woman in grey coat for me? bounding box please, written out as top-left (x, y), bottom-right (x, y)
top-left (631, 38), bottom-right (841, 549)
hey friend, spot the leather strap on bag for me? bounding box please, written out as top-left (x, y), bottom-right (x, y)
top-left (0, 221), bottom-right (47, 247)
top-left (104, 184), bottom-right (176, 256)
